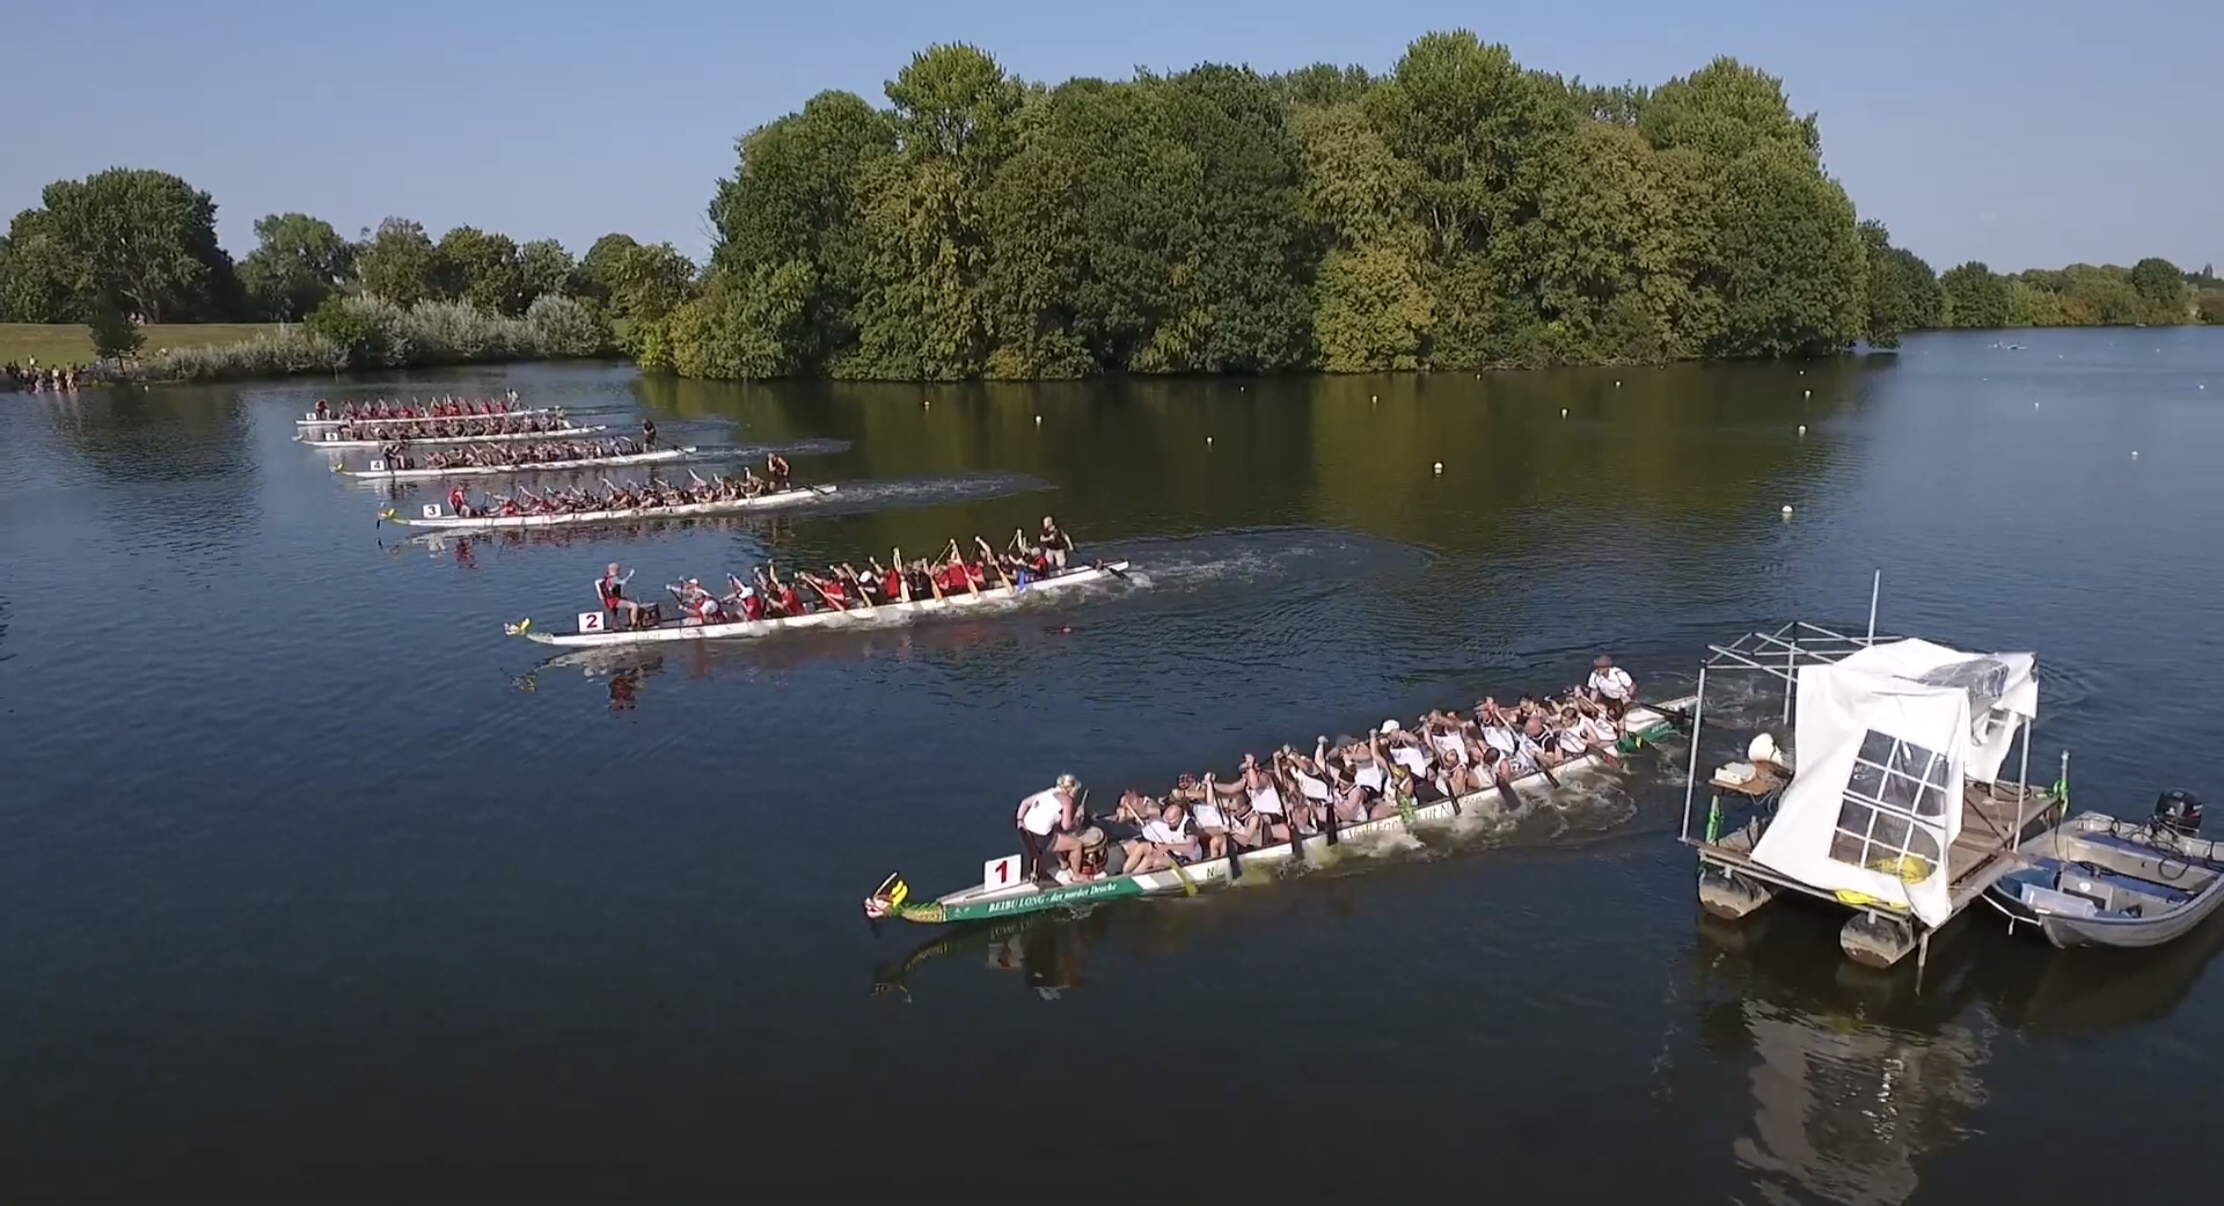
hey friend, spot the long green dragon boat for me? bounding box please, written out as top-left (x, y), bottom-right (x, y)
top-left (863, 697), bottom-right (1694, 926)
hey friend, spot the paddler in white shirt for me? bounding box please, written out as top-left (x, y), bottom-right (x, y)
top-left (1015, 774), bottom-right (1083, 886)
top-left (1587, 655), bottom-right (1637, 726)
top-left (1119, 799), bottom-right (1197, 876)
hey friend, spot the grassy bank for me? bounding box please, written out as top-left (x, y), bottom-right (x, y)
top-left (0, 323), bottom-right (282, 366)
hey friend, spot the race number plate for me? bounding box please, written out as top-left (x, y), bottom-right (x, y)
top-left (984, 854), bottom-right (1024, 890)
top-left (422, 504), bottom-right (442, 518)
top-left (576, 611), bottom-right (607, 633)
top-left (369, 460), bottom-right (386, 471)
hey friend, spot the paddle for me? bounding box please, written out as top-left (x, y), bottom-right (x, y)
top-left (1206, 775), bottom-right (1242, 883)
top-left (976, 536), bottom-right (1016, 592)
top-left (1261, 757), bottom-right (1304, 866)
top-left (839, 564), bottom-right (879, 615)
top-left (1164, 845), bottom-right (1198, 895)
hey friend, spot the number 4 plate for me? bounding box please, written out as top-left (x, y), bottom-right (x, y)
top-left (984, 854), bottom-right (1023, 890)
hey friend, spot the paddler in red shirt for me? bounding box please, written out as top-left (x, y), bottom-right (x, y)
top-left (447, 486), bottom-right (470, 518)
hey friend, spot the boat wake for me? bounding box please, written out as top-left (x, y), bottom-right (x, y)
top-left (1098, 527), bottom-right (1433, 596)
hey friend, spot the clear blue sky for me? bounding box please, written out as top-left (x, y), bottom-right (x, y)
top-left (8, 0), bottom-right (2217, 274)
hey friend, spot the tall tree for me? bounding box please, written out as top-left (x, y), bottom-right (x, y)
top-left (354, 218), bottom-right (445, 306)
top-left (38, 168), bottom-right (241, 322)
top-left (238, 212), bottom-right (355, 321)
top-left (1940, 261), bottom-right (2010, 329)
top-left (0, 209), bottom-right (78, 322)
top-left (709, 89), bottom-right (895, 370)
top-left (516, 239), bottom-right (575, 308)
top-left (2129, 256), bottom-right (2186, 308)
top-left (436, 226), bottom-right (527, 314)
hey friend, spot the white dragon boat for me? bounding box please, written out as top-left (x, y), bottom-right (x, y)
top-left (295, 405), bottom-right (557, 429)
top-left (862, 697), bottom-right (1697, 925)
top-left (337, 447), bottom-right (695, 480)
top-left (507, 560), bottom-right (1130, 648)
top-left (382, 484), bottom-right (837, 530)
top-left (300, 424), bottom-right (605, 449)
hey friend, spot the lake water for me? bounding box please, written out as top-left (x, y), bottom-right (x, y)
top-left (3, 330), bottom-right (2221, 1203)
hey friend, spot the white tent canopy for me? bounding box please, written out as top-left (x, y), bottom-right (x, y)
top-left (1749, 639), bottom-right (2038, 926)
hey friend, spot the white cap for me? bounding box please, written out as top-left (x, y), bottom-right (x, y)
top-left (1056, 773), bottom-right (1080, 790)
top-left (1379, 719), bottom-right (1401, 734)
top-left (739, 586), bottom-right (755, 599)
top-left (1748, 733), bottom-right (1779, 766)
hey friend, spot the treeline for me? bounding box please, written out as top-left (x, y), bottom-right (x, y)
top-left (649, 35), bottom-right (1927, 379)
top-left (0, 167), bottom-right (693, 361)
top-left (1909, 257), bottom-right (2212, 330)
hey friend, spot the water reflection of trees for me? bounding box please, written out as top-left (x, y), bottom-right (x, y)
top-left (40, 386), bottom-right (253, 485)
top-left (634, 363), bottom-right (1884, 557)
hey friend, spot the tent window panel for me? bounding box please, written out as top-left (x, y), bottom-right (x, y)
top-left (1849, 760), bottom-right (1887, 803)
top-left (1915, 782), bottom-right (1949, 819)
top-left (1889, 738), bottom-right (1942, 784)
top-left (1829, 727), bottom-right (1952, 879)
top-left (1830, 830), bottom-right (1870, 865)
top-left (1880, 771), bottom-right (1926, 811)
top-left (1870, 812), bottom-right (1913, 853)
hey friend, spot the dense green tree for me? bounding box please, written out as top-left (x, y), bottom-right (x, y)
top-left (517, 239), bottom-right (575, 307)
top-left (661, 32), bottom-right (2198, 380)
top-left (354, 218), bottom-right (445, 306)
top-left (0, 209), bottom-right (78, 322)
top-left (238, 213), bottom-right (355, 320)
top-left (36, 169), bottom-right (241, 322)
top-left (1940, 261), bottom-right (2011, 329)
top-left (2129, 256), bottom-right (2186, 308)
top-left (435, 227), bottom-right (526, 314)
top-left (577, 233), bottom-right (698, 351)
top-left (1856, 220), bottom-right (1942, 347)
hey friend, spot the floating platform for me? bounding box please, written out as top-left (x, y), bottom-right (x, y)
top-left (1673, 611), bottom-right (2068, 969)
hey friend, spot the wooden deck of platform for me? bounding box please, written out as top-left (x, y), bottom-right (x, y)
top-left (1691, 777), bottom-right (2064, 961)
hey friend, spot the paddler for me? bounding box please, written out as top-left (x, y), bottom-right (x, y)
top-left (1586, 654), bottom-right (1637, 727)
top-left (314, 399), bottom-right (330, 420)
top-left (597, 562), bottom-right (642, 628)
top-left (641, 418), bottom-right (658, 449)
top-left (766, 452), bottom-right (791, 490)
top-left (447, 485), bottom-right (472, 518)
top-left (678, 579), bottom-right (723, 626)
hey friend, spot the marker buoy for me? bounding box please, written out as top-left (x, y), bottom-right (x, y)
top-left (1781, 505), bottom-right (1794, 517)
top-left (1371, 394), bottom-right (1378, 403)
top-left (1206, 437), bottom-right (1213, 446)
top-left (1614, 380), bottom-right (1621, 388)
top-left (1803, 389), bottom-right (1811, 398)
top-left (1560, 408), bottom-right (1568, 417)
top-left (1797, 425), bottom-right (1806, 436)
top-left (1432, 461), bottom-right (1444, 475)
top-left (2131, 451), bottom-right (2139, 459)
top-left (1035, 415), bottom-right (1042, 425)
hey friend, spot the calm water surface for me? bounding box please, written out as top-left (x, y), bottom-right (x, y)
top-left (3, 332), bottom-right (2222, 1203)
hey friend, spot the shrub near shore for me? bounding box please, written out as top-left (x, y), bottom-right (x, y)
top-left (121, 294), bottom-right (611, 382)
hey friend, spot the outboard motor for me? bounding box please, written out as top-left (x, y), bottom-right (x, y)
top-left (2153, 790), bottom-right (2204, 838)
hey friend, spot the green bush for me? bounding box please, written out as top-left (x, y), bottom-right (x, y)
top-left (129, 292), bottom-right (611, 381)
